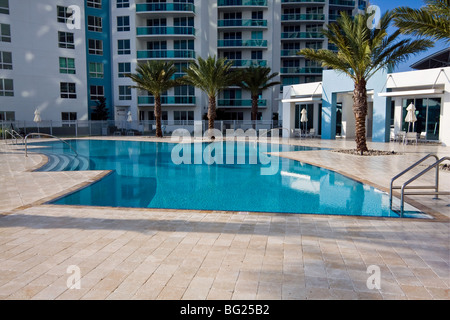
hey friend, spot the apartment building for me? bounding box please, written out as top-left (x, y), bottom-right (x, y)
top-left (0, 0), bottom-right (367, 124)
top-left (0, 0), bottom-right (89, 123)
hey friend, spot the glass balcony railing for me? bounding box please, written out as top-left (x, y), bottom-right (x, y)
top-left (280, 67), bottom-right (323, 74)
top-left (218, 39), bottom-right (268, 47)
top-left (218, 0), bottom-right (268, 6)
top-left (329, 0), bottom-right (355, 6)
top-left (218, 19), bottom-right (268, 27)
top-left (218, 99), bottom-right (267, 107)
top-left (281, 32), bottom-right (324, 39)
top-left (136, 26), bottom-right (196, 36)
top-left (137, 50), bottom-right (196, 59)
top-left (136, 3), bottom-right (195, 13)
top-left (230, 59), bottom-right (267, 67)
top-left (281, 49), bottom-right (301, 56)
top-left (138, 96), bottom-right (196, 105)
top-left (281, 14), bottom-right (325, 21)
top-left (281, 0), bottom-right (325, 3)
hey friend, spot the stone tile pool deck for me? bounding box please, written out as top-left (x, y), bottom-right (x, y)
top-left (0, 138), bottom-right (448, 300)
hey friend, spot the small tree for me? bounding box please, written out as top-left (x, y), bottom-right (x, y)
top-left (127, 61), bottom-right (178, 138)
top-left (237, 66), bottom-right (280, 122)
top-left (181, 56), bottom-right (238, 134)
top-left (92, 97), bottom-right (109, 121)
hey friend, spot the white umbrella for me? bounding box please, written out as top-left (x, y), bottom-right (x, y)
top-left (127, 111), bottom-right (132, 122)
top-left (405, 103), bottom-right (417, 132)
top-left (300, 108), bottom-right (308, 134)
top-left (34, 109), bottom-right (41, 134)
top-left (33, 109), bottom-right (41, 123)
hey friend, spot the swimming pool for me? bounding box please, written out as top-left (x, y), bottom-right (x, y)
top-left (30, 139), bottom-right (426, 218)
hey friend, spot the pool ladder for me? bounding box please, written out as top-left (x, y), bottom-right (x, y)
top-left (390, 154), bottom-right (450, 217)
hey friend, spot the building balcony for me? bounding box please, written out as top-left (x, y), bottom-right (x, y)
top-left (218, 99), bottom-right (267, 108)
top-left (136, 26), bottom-right (196, 37)
top-left (281, 49), bottom-right (301, 57)
top-left (281, 0), bottom-right (325, 4)
top-left (138, 96), bottom-right (196, 106)
top-left (136, 3), bottom-right (195, 15)
top-left (230, 59), bottom-right (268, 67)
top-left (137, 50), bottom-right (196, 60)
top-left (281, 14), bottom-right (325, 22)
top-left (329, 0), bottom-right (355, 7)
top-left (218, 39), bottom-right (268, 48)
top-left (281, 32), bottom-right (324, 40)
top-left (218, 0), bottom-right (268, 7)
top-left (280, 67), bottom-right (323, 74)
top-left (217, 19), bottom-right (268, 28)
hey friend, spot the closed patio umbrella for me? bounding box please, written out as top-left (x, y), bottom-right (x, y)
top-left (405, 103), bottom-right (417, 133)
top-left (34, 109), bottom-right (41, 133)
top-left (300, 108), bottom-right (308, 134)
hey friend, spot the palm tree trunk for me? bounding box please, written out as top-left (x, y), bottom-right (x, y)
top-left (208, 96), bottom-right (217, 135)
top-left (155, 96), bottom-right (163, 138)
top-left (251, 94), bottom-right (259, 129)
top-left (353, 79), bottom-right (369, 154)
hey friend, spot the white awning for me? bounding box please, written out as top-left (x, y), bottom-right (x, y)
top-left (378, 88), bottom-right (444, 97)
top-left (281, 97), bottom-right (322, 103)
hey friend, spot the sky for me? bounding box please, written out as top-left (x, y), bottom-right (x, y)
top-left (368, 0), bottom-right (448, 72)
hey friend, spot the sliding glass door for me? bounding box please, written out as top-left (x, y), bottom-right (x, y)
top-left (402, 98), bottom-right (441, 141)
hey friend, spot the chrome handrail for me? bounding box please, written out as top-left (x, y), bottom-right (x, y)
top-left (389, 154), bottom-right (439, 208)
top-left (399, 157), bottom-right (450, 216)
top-left (24, 133), bottom-right (78, 158)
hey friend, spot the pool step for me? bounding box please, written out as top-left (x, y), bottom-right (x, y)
top-left (36, 152), bottom-right (93, 172)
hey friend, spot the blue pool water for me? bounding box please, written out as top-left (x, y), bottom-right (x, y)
top-left (29, 140), bottom-right (426, 218)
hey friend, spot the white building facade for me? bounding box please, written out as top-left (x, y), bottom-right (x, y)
top-left (282, 67), bottom-right (450, 146)
top-left (0, 0), bottom-right (89, 123)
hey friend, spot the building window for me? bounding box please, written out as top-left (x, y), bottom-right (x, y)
top-left (0, 0), bottom-right (9, 14)
top-left (57, 6), bottom-right (73, 24)
top-left (62, 112), bottom-right (77, 127)
top-left (58, 31), bottom-right (75, 49)
top-left (118, 62), bottom-right (131, 78)
top-left (88, 39), bottom-right (103, 55)
top-left (117, 0), bottom-right (129, 8)
top-left (118, 39), bottom-right (131, 55)
top-left (0, 78), bottom-right (13, 96)
top-left (87, 0), bottom-right (102, 9)
top-left (59, 57), bottom-right (76, 74)
top-left (0, 51), bottom-right (12, 69)
top-left (89, 62), bottom-right (104, 78)
top-left (0, 23), bottom-right (11, 42)
top-left (88, 16), bottom-right (102, 32)
top-left (60, 82), bottom-right (77, 99)
top-left (90, 85), bottom-right (104, 101)
top-left (0, 111), bottom-right (15, 121)
top-left (174, 111), bottom-right (194, 121)
top-left (117, 16), bottom-right (130, 32)
top-left (119, 86), bottom-right (131, 100)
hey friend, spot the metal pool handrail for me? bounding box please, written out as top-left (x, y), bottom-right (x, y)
top-left (4, 129), bottom-right (24, 145)
top-left (24, 133), bottom-right (78, 158)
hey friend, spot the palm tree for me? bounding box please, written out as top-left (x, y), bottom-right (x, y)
top-left (180, 55), bottom-right (237, 134)
top-left (393, 0), bottom-right (450, 43)
top-left (298, 11), bottom-right (432, 154)
top-left (127, 61), bottom-right (178, 138)
top-left (237, 66), bottom-right (280, 122)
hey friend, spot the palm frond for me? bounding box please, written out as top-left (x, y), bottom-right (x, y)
top-left (393, 1), bottom-right (450, 43)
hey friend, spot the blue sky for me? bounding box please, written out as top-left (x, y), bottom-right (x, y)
top-left (368, 0), bottom-right (448, 72)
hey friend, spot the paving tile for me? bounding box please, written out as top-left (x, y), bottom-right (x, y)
top-left (1, 139), bottom-right (449, 301)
